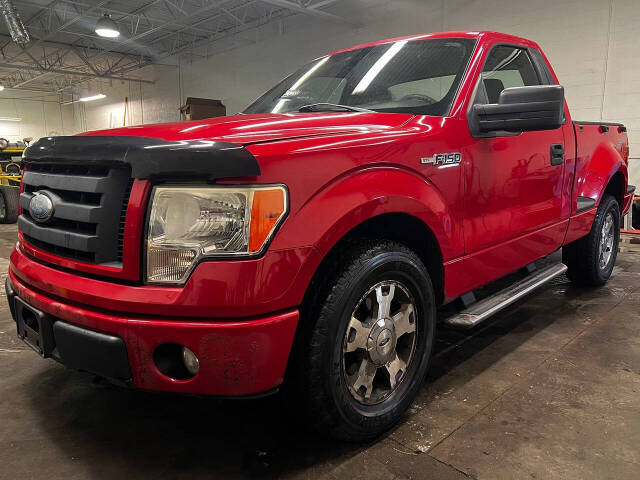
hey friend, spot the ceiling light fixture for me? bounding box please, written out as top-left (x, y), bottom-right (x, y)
top-left (95, 14), bottom-right (120, 38)
top-left (0, 85), bottom-right (4, 91)
top-left (79, 94), bottom-right (106, 102)
top-left (0, 117), bottom-right (22, 122)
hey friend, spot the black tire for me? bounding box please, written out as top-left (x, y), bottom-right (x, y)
top-left (563, 194), bottom-right (620, 286)
top-left (294, 240), bottom-right (436, 442)
top-left (0, 185), bottom-right (19, 224)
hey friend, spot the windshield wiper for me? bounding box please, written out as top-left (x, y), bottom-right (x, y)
top-left (298, 103), bottom-right (373, 113)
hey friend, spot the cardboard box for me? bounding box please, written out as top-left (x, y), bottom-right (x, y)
top-left (180, 98), bottom-right (226, 120)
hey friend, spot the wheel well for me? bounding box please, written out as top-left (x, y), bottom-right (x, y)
top-left (604, 171), bottom-right (625, 207)
top-left (286, 213), bottom-right (445, 388)
top-left (304, 213), bottom-right (445, 309)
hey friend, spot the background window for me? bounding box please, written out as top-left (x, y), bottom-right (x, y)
top-left (480, 46), bottom-right (540, 103)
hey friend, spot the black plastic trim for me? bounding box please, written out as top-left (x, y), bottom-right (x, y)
top-left (5, 277), bottom-right (16, 322)
top-left (24, 136), bottom-right (261, 180)
top-left (628, 185), bottom-right (636, 194)
top-left (576, 196), bottom-right (596, 212)
top-left (573, 120), bottom-right (625, 128)
top-left (53, 321), bottom-right (132, 380)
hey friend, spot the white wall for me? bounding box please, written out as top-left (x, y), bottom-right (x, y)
top-left (67, 64), bottom-right (180, 133)
top-left (0, 90), bottom-right (73, 143)
top-left (6, 0), bottom-right (639, 183)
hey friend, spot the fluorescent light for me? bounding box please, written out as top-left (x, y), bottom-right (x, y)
top-left (95, 14), bottom-right (120, 38)
top-left (271, 56), bottom-right (330, 113)
top-left (96, 27), bottom-right (120, 38)
top-left (0, 85), bottom-right (4, 91)
top-left (353, 40), bottom-right (408, 94)
top-left (289, 56), bottom-right (330, 91)
top-left (79, 94), bottom-right (106, 102)
top-left (0, 117), bottom-right (21, 122)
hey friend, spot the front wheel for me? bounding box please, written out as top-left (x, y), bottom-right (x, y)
top-left (563, 194), bottom-right (620, 286)
top-left (296, 240), bottom-right (436, 441)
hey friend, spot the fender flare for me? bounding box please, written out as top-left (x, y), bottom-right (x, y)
top-left (575, 141), bottom-right (627, 211)
top-left (275, 166), bottom-right (462, 262)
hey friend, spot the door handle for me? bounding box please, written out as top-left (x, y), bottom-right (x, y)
top-left (550, 144), bottom-right (564, 166)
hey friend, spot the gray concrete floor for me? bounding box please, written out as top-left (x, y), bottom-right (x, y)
top-left (1, 223), bottom-right (639, 480)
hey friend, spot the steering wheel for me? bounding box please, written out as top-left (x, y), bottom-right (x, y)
top-left (398, 93), bottom-right (437, 105)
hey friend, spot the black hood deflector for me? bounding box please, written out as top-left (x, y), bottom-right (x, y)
top-left (24, 136), bottom-right (261, 180)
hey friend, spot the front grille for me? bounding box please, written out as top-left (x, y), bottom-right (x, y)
top-left (19, 164), bottom-right (132, 265)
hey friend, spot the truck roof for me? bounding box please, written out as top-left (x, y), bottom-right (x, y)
top-left (329, 31), bottom-right (540, 56)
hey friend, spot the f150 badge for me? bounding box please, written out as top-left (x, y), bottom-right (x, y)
top-left (421, 152), bottom-right (462, 166)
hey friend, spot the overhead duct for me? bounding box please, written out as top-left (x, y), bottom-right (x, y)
top-left (0, 0), bottom-right (30, 44)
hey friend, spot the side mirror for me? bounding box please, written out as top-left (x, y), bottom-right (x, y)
top-left (472, 85), bottom-right (564, 134)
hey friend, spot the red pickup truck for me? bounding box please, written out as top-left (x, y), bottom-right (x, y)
top-left (7, 31), bottom-right (635, 441)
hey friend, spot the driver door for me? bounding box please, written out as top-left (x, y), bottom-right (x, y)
top-left (463, 45), bottom-right (567, 284)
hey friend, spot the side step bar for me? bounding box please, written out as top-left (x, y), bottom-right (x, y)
top-left (444, 263), bottom-right (568, 329)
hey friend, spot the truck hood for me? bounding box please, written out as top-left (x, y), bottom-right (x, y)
top-left (83, 112), bottom-right (414, 145)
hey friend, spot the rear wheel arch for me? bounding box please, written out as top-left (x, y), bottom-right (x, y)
top-left (603, 170), bottom-right (625, 208)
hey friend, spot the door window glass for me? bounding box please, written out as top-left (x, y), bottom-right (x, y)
top-left (480, 46), bottom-right (540, 103)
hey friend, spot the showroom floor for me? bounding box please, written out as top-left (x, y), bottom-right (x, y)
top-left (1, 224), bottom-right (639, 480)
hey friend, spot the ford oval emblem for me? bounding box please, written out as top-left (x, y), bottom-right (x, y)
top-left (29, 192), bottom-right (54, 223)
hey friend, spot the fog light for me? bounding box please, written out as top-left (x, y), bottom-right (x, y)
top-left (182, 346), bottom-right (199, 376)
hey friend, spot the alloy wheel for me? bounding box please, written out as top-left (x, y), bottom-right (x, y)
top-left (342, 280), bottom-right (418, 405)
top-left (598, 211), bottom-right (615, 270)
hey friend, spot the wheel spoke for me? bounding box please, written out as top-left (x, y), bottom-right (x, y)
top-left (351, 358), bottom-right (377, 400)
top-left (345, 316), bottom-right (370, 352)
top-left (374, 284), bottom-right (395, 320)
top-left (342, 280), bottom-right (419, 405)
top-left (386, 353), bottom-right (407, 389)
top-left (392, 303), bottom-right (415, 338)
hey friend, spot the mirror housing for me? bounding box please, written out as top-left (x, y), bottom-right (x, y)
top-left (472, 85), bottom-right (564, 134)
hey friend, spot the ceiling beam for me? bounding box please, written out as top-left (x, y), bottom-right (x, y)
top-left (5, 0), bottom-right (113, 64)
top-left (0, 33), bottom-right (152, 62)
top-left (259, 0), bottom-right (352, 24)
top-left (0, 62), bottom-right (154, 84)
top-left (11, 71), bottom-right (53, 88)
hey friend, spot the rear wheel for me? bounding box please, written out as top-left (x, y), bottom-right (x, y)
top-left (563, 194), bottom-right (620, 286)
top-left (296, 240), bottom-right (436, 441)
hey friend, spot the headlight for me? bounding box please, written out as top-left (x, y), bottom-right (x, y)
top-left (146, 185), bottom-right (287, 284)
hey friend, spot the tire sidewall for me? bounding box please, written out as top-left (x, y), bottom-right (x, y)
top-left (320, 248), bottom-right (435, 435)
top-left (593, 196), bottom-right (620, 283)
top-left (0, 192), bottom-right (6, 221)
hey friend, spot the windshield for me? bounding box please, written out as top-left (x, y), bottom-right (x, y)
top-left (244, 38), bottom-right (476, 116)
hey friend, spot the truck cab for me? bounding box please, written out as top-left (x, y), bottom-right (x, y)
top-left (7, 31), bottom-right (633, 441)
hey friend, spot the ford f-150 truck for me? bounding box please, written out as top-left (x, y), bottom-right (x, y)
top-left (7, 31), bottom-right (635, 441)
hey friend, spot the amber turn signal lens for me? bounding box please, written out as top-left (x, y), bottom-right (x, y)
top-left (249, 188), bottom-right (286, 252)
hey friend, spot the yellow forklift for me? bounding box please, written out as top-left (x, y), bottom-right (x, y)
top-left (0, 137), bottom-right (28, 174)
top-left (0, 137), bottom-right (26, 223)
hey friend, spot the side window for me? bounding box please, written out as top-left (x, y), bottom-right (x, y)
top-left (529, 48), bottom-right (555, 85)
top-left (480, 46), bottom-right (540, 103)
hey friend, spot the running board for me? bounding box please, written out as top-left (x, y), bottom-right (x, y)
top-left (444, 263), bottom-right (568, 329)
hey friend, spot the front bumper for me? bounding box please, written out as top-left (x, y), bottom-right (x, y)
top-left (7, 271), bottom-right (299, 396)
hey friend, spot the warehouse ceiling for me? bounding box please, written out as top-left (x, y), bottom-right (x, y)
top-left (0, 0), bottom-right (346, 93)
